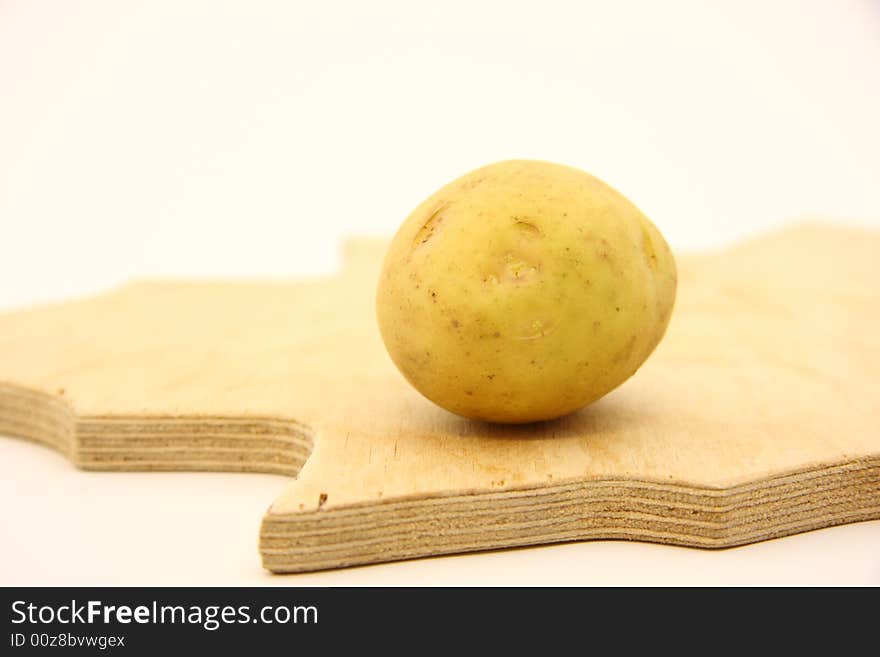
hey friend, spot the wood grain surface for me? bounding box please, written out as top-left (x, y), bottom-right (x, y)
top-left (0, 224), bottom-right (877, 572)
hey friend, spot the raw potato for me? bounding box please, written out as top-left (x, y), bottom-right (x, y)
top-left (376, 160), bottom-right (677, 423)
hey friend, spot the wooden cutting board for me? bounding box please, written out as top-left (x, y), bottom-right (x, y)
top-left (0, 224), bottom-right (878, 573)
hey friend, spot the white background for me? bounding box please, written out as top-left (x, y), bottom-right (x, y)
top-left (0, 1), bottom-right (878, 584)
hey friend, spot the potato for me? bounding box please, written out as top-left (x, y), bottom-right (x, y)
top-left (376, 160), bottom-right (677, 423)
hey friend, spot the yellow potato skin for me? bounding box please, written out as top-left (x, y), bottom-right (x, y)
top-left (376, 160), bottom-right (677, 423)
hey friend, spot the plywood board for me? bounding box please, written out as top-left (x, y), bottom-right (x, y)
top-left (0, 224), bottom-right (877, 572)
